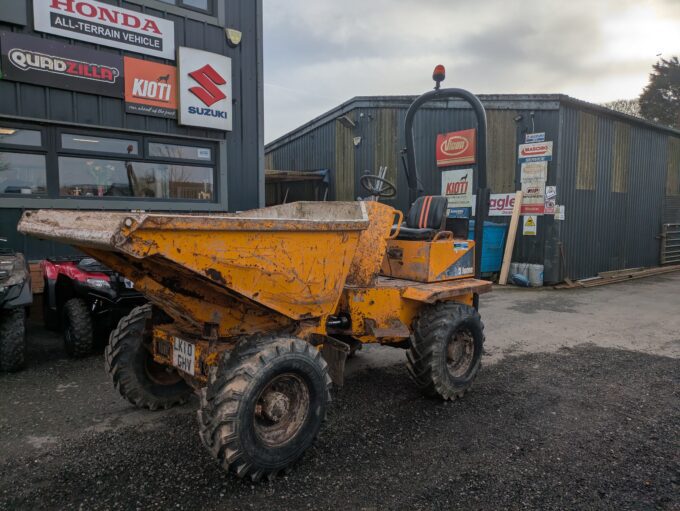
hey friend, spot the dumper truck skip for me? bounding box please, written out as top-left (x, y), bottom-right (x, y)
top-left (18, 67), bottom-right (493, 481)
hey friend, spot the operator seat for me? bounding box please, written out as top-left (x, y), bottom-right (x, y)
top-left (393, 196), bottom-right (449, 241)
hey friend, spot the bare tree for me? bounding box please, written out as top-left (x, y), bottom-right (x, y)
top-left (601, 98), bottom-right (641, 118)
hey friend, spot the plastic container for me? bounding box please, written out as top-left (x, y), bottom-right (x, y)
top-left (528, 264), bottom-right (544, 287)
top-left (468, 221), bottom-right (509, 275)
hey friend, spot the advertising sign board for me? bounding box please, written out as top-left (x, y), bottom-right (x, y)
top-left (436, 129), bottom-right (476, 167)
top-left (124, 57), bottom-right (177, 118)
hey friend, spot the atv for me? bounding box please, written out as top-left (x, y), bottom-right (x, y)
top-left (0, 240), bottom-right (32, 372)
top-left (41, 256), bottom-right (146, 357)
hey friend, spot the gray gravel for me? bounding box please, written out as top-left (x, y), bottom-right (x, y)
top-left (1, 343), bottom-right (678, 510)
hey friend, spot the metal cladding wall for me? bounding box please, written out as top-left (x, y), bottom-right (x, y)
top-left (557, 105), bottom-right (675, 280)
top-left (266, 95), bottom-right (680, 282)
top-left (0, 0), bottom-right (264, 259)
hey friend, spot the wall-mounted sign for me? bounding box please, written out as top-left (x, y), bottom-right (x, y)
top-left (523, 216), bottom-right (538, 236)
top-left (521, 179), bottom-right (546, 215)
top-left (442, 168), bottom-right (473, 214)
top-left (471, 193), bottom-right (517, 217)
top-left (33, 0), bottom-right (175, 60)
top-left (436, 129), bottom-right (476, 167)
top-left (526, 132), bottom-right (546, 143)
top-left (0, 31), bottom-right (123, 97)
top-left (124, 57), bottom-right (177, 118)
top-left (521, 161), bottom-right (548, 182)
top-left (518, 141), bottom-right (553, 163)
top-left (178, 47), bottom-right (232, 131)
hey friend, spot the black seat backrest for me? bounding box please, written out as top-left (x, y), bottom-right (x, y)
top-left (406, 196), bottom-right (448, 230)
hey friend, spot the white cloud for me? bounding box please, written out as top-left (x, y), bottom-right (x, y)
top-left (264, 0), bottom-right (680, 142)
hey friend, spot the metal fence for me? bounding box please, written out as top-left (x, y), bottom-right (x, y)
top-left (661, 223), bottom-right (680, 265)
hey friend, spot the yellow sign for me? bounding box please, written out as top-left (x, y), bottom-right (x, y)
top-left (523, 215), bottom-right (538, 236)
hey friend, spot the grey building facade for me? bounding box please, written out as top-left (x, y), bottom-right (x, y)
top-left (265, 95), bottom-right (680, 282)
top-left (0, 0), bottom-right (264, 259)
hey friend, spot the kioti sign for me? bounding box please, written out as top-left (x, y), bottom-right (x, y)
top-left (0, 31), bottom-right (123, 97)
top-left (441, 168), bottom-right (474, 213)
top-left (33, 0), bottom-right (175, 59)
top-left (436, 129), bottom-right (476, 167)
top-left (124, 57), bottom-right (177, 118)
top-left (178, 47), bottom-right (233, 131)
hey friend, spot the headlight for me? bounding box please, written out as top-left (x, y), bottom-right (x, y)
top-left (86, 278), bottom-right (111, 289)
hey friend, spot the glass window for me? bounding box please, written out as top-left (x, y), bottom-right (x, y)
top-left (58, 157), bottom-right (214, 201)
top-left (61, 134), bottom-right (139, 155)
top-left (148, 142), bottom-right (212, 162)
top-left (181, 0), bottom-right (209, 10)
top-left (0, 127), bottom-right (42, 147)
top-left (0, 152), bottom-right (47, 195)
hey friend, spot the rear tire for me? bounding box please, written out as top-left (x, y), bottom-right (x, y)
top-left (0, 308), bottom-right (26, 372)
top-left (105, 304), bottom-right (191, 411)
top-left (407, 302), bottom-right (484, 400)
top-left (63, 298), bottom-right (93, 358)
top-left (198, 336), bottom-right (332, 482)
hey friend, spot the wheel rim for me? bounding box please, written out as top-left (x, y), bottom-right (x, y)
top-left (144, 356), bottom-right (182, 386)
top-left (446, 328), bottom-right (475, 378)
top-left (254, 373), bottom-right (310, 448)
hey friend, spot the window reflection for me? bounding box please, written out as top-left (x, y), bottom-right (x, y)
top-left (148, 142), bottom-right (212, 161)
top-left (62, 134), bottom-right (139, 155)
top-left (0, 128), bottom-right (42, 147)
top-left (0, 152), bottom-right (47, 195)
top-left (58, 157), bottom-right (214, 201)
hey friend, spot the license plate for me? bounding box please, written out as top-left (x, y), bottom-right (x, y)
top-left (123, 278), bottom-right (135, 289)
top-left (172, 337), bottom-right (195, 376)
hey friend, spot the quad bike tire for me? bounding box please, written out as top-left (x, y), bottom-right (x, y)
top-left (407, 302), bottom-right (485, 400)
top-left (0, 308), bottom-right (27, 372)
top-left (198, 336), bottom-right (332, 482)
top-left (62, 298), bottom-right (94, 358)
top-left (105, 304), bottom-right (191, 411)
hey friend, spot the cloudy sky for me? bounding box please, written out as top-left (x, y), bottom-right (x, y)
top-left (262, 0), bottom-right (680, 142)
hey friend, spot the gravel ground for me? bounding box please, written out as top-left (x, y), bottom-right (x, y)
top-left (0, 345), bottom-right (678, 510)
top-left (1, 275), bottom-right (679, 510)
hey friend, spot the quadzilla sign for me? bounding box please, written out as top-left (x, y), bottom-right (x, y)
top-left (441, 168), bottom-right (474, 215)
top-left (124, 57), bottom-right (177, 119)
top-left (436, 129), bottom-right (476, 167)
top-left (33, 0), bottom-right (175, 60)
top-left (178, 47), bottom-right (232, 131)
top-left (0, 31), bottom-right (123, 97)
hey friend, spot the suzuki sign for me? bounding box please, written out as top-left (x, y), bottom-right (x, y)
top-left (178, 47), bottom-right (232, 131)
top-left (33, 0), bottom-right (175, 59)
top-left (436, 129), bottom-right (476, 167)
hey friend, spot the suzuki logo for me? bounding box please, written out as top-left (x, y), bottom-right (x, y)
top-left (188, 64), bottom-right (226, 107)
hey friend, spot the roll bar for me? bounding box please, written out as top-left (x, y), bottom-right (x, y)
top-left (402, 85), bottom-right (490, 283)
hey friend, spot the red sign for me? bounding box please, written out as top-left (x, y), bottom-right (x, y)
top-left (436, 129), bottom-right (476, 167)
top-left (124, 57), bottom-right (177, 118)
top-left (188, 64), bottom-right (227, 107)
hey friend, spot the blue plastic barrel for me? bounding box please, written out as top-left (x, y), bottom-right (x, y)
top-left (468, 221), bottom-right (509, 275)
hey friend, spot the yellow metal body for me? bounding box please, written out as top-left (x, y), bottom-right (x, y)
top-left (381, 238), bottom-right (477, 283)
top-left (18, 200), bottom-right (492, 384)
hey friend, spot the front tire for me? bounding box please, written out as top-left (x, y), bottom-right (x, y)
top-left (198, 336), bottom-right (332, 481)
top-left (105, 304), bottom-right (191, 411)
top-left (0, 308), bottom-right (26, 372)
top-left (63, 298), bottom-right (94, 358)
top-left (407, 302), bottom-right (485, 400)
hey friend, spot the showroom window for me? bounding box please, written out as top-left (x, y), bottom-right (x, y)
top-left (0, 153), bottom-right (47, 196)
top-left (0, 124), bottom-right (47, 197)
top-left (156, 0), bottom-right (214, 14)
top-left (61, 134), bottom-right (139, 156)
top-left (57, 131), bottom-right (217, 202)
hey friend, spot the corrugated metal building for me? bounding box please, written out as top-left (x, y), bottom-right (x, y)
top-left (265, 95), bottom-right (680, 283)
top-left (0, 0), bottom-right (264, 260)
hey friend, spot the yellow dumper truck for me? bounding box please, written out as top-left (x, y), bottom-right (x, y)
top-left (19, 69), bottom-right (493, 481)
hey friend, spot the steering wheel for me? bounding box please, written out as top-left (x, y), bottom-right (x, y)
top-left (360, 174), bottom-right (397, 199)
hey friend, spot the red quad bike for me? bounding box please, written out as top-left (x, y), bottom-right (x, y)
top-left (41, 257), bottom-right (146, 357)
